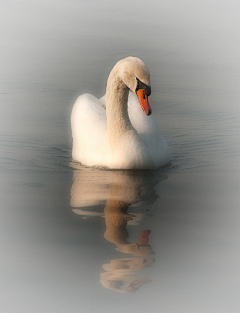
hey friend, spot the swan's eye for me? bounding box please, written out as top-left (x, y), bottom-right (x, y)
top-left (136, 77), bottom-right (151, 96)
top-left (145, 86), bottom-right (151, 97)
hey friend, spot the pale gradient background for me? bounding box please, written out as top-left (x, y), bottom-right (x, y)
top-left (1, 1), bottom-right (240, 312)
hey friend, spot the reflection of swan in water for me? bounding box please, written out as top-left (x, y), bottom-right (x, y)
top-left (100, 257), bottom-right (155, 293)
top-left (104, 198), bottom-right (154, 256)
top-left (70, 161), bottom-right (166, 211)
top-left (101, 196), bottom-right (155, 293)
top-left (70, 164), bottom-right (168, 292)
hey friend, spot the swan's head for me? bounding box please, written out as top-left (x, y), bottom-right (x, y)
top-left (118, 57), bottom-right (152, 116)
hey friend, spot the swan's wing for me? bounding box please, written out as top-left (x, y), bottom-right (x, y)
top-left (71, 93), bottom-right (111, 167)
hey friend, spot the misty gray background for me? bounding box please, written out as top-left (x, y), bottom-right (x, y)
top-left (1, 0), bottom-right (240, 312)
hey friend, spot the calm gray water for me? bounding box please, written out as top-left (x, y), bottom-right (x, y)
top-left (1, 1), bottom-right (240, 312)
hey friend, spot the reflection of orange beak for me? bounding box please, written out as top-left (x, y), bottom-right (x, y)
top-left (138, 230), bottom-right (151, 246)
top-left (136, 89), bottom-right (152, 116)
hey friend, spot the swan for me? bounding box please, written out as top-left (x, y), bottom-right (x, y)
top-left (71, 56), bottom-right (170, 169)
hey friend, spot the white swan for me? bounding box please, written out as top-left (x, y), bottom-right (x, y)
top-left (71, 57), bottom-right (170, 169)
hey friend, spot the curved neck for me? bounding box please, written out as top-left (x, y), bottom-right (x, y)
top-left (106, 71), bottom-right (134, 148)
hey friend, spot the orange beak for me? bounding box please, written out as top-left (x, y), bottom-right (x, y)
top-left (136, 89), bottom-right (152, 116)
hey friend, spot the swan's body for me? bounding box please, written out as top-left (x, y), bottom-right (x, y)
top-left (71, 57), bottom-right (170, 169)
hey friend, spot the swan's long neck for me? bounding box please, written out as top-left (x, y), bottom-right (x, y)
top-left (106, 70), bottom-right (136, 149)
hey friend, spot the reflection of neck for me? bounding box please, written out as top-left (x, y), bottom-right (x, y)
top-left (104, 199), bottom-right (131, 245)
top-left (103, 198), bottom-right (154, 256)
